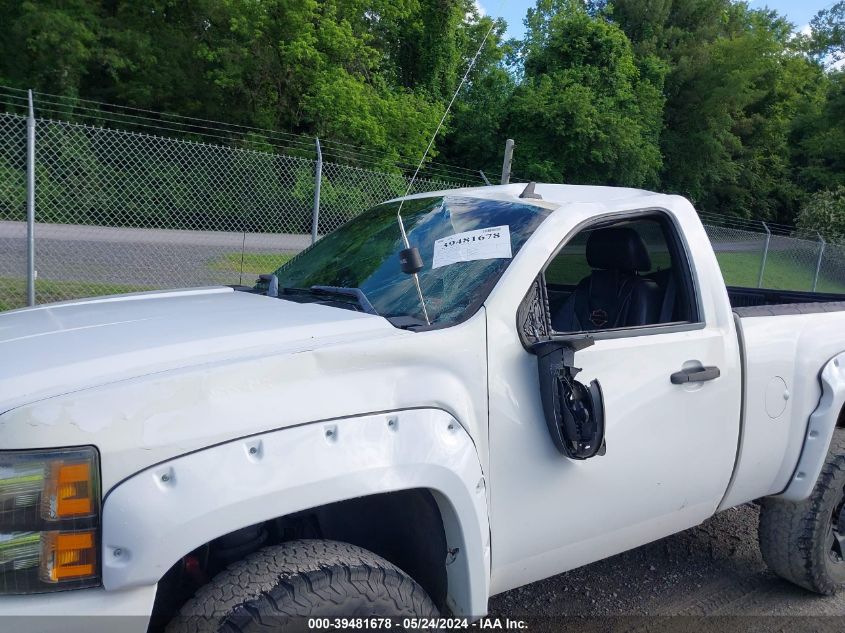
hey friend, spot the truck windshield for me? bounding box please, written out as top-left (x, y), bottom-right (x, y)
top-left (272, 195), bottom-right (552, 326)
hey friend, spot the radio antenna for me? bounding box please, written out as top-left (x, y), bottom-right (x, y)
top-left (396, 15), bottom-right (499, 326)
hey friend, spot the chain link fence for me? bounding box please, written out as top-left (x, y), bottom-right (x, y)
top-left (2, 106), bottom-right (845, 312)
top-left (819, 243), bottom-right (845, 294)
top-left (701, 214), bottom-right (845, 294)
top-left (0, 113), bottom-right (27, 309)
top-left (0, 111), bottom-right (476, 310)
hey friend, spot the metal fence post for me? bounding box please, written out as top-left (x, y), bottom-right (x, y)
top-left (757, 221), bottom-right (771, 289)
top-left (812, 231), bottom-right (826, 292)
top-left (479, 170), bottom-right (491, 186)
top-left (500, 139), bottom-right (514, 185)
top-left (26, 89), bottom-right (36, 306)
top-left (311, 138), bottom-right (322, 245)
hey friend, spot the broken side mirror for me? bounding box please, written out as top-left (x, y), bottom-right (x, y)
top-left (518, 276), bottom-right (606, 459)
top-left (532, 337), bottom-right (606, 460)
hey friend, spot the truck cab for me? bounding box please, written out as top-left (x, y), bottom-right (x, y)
top-left (2, 184), bottom-right (845, 632)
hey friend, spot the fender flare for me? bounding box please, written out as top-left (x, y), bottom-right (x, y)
top-left (778, 351), bottom-right (845, 501)
top-left (101, 408), bottom-right (490, 616)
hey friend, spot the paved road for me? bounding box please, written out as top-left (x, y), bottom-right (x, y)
top-left (0, 221), bottom-right (313, 248)
top-left (0, 221), bottom-right (311, 288)
top-left (490, 503), bottom-right (845, 627)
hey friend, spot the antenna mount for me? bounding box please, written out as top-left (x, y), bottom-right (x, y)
top-left (520, 182), bottom-right (542, 200)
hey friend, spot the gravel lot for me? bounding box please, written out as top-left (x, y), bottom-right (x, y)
top-left (489, 503), bottom-right (845, 629)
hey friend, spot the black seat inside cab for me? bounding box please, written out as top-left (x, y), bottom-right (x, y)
top-left (552, 227), bottom-right (662, 332)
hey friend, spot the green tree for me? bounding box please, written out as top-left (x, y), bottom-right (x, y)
top-left (792, 71), bottom-right (845, 194)
top-left (797, 187), bottom-right (845, 243)
top-left (2, 0), bottom-right (100, 97)
top-left (607, 0), bottom-right (823, 220)
top-left (0, 0), bottom-right (475, 167)
top-left (89, 1), bottom-right (217, 118)
top-left (808, 0), bottom-right (845, 68)
top-left (504, 1), bottom-right (663, 186)
top-left (438, 12), bottom-right (514, 174)
top-left (376, 0), bottom-right (469, 99)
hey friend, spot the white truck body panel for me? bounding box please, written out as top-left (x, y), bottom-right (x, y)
top-left (0, 298), bottom-right (489, 490)
top-left (719, 313), bottom-right (845, 508)
top-left (780, 351), bottom-right (845, 501)
top-left (2, 183), bottom-right (845, 625)
top-left (0, 286), bottom-right (399, 414)
top-left (482, 194), bottom-right (743, 593)
top-left (102, 409), bottom-right (490, 616)
top-left (0, 585), bottom-right (155, 633)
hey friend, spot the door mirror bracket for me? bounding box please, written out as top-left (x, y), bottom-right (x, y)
top-left (532, 337), bottom-right (606, 460)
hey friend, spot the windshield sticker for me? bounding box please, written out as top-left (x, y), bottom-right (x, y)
top-left (431, 225), bottom-right (512, 269)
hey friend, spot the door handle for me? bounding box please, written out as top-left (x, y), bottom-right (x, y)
top-left (670, 366), bottom-right (720, 384)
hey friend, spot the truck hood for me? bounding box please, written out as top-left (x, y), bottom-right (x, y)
top-left (0, 287), bottom-right (401, 412)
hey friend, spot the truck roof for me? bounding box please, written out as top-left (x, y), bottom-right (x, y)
top-left (394, 182), bottom-right (664, 208)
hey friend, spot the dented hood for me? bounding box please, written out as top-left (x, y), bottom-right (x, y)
top-left (0, 287), bottom-right (401, 413)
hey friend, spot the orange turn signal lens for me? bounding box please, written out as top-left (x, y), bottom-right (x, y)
top-left (56, 463), bottom-right (93, 517)
top-left (40, 531), bottom-right (97, 583)
top-left (43, 461), bottom-right (96, 519)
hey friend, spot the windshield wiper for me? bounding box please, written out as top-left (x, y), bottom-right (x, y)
top-left (281, 286), bottom-right (379, 316)
top-left (310, 286), bottom-right (379, 315)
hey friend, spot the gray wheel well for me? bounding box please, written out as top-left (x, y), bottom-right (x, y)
top-left (150, 489), bottom-right (448, 629)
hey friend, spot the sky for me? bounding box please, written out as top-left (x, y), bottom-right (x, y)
top-left (485, 0), bottom-right (836, 40)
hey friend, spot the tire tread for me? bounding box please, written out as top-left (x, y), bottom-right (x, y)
top-left (166, 540), bottom-right (437, 633)
top-left (759, 429), bottom-right (845, 595)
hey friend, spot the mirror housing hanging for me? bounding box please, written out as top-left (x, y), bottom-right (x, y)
top-left (533, 338), bottom-right (605, 460)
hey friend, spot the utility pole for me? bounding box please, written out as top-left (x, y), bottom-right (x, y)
top-left (500, 139), bottom-right (514, 185)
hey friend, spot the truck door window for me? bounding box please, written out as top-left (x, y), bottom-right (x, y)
top-left (544, 215), bottom-right (699, 334)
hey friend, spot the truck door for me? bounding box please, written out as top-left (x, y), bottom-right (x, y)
top-left (486, 210), bottom-right (742, 594)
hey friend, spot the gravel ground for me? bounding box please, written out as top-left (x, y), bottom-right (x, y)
top-left (488, 503), bottom-right (845, 629)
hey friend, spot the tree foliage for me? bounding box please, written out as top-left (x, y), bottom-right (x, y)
top-left (808, 0), bottom-right (845, 68)
top-left (505, 1), bottom-right (663, 186)
top-left (0, 0), bottom-right (490, 166)
top-left (1, 0), bottom-right (844, 226)
top-left (797, 187), bottom-right (845, 242)
top-left (792, 71), bottom-right (845, 194)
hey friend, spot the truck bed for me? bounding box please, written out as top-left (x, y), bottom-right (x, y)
top-left (729, 286), bottom-right (845, 317)
top-left (721, 287), bottom-right (845, 509)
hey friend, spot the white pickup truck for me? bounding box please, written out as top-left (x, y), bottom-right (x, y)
top-left (3, 183), bottom-right (845, 632)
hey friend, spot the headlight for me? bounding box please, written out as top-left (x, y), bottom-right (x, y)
top-left (0, 447), bottom-right (100, 594)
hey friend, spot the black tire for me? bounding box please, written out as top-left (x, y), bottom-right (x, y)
top-left (759, 428), bottom-right (845, 594)
top-left (166, 539), bottom-right (438, 633)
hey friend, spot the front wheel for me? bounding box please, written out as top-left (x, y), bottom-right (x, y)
top-left (167, 539), bottom-right (438, 633)
top-left (759, 429), bottom-right (845, 594)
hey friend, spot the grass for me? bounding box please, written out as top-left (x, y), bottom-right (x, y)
top-left (715, 251), bottom-right (845, 293)
top-left (0, 278), bottom-right (152, 312)
top-left (209, 252), bottom-right (294, 275)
